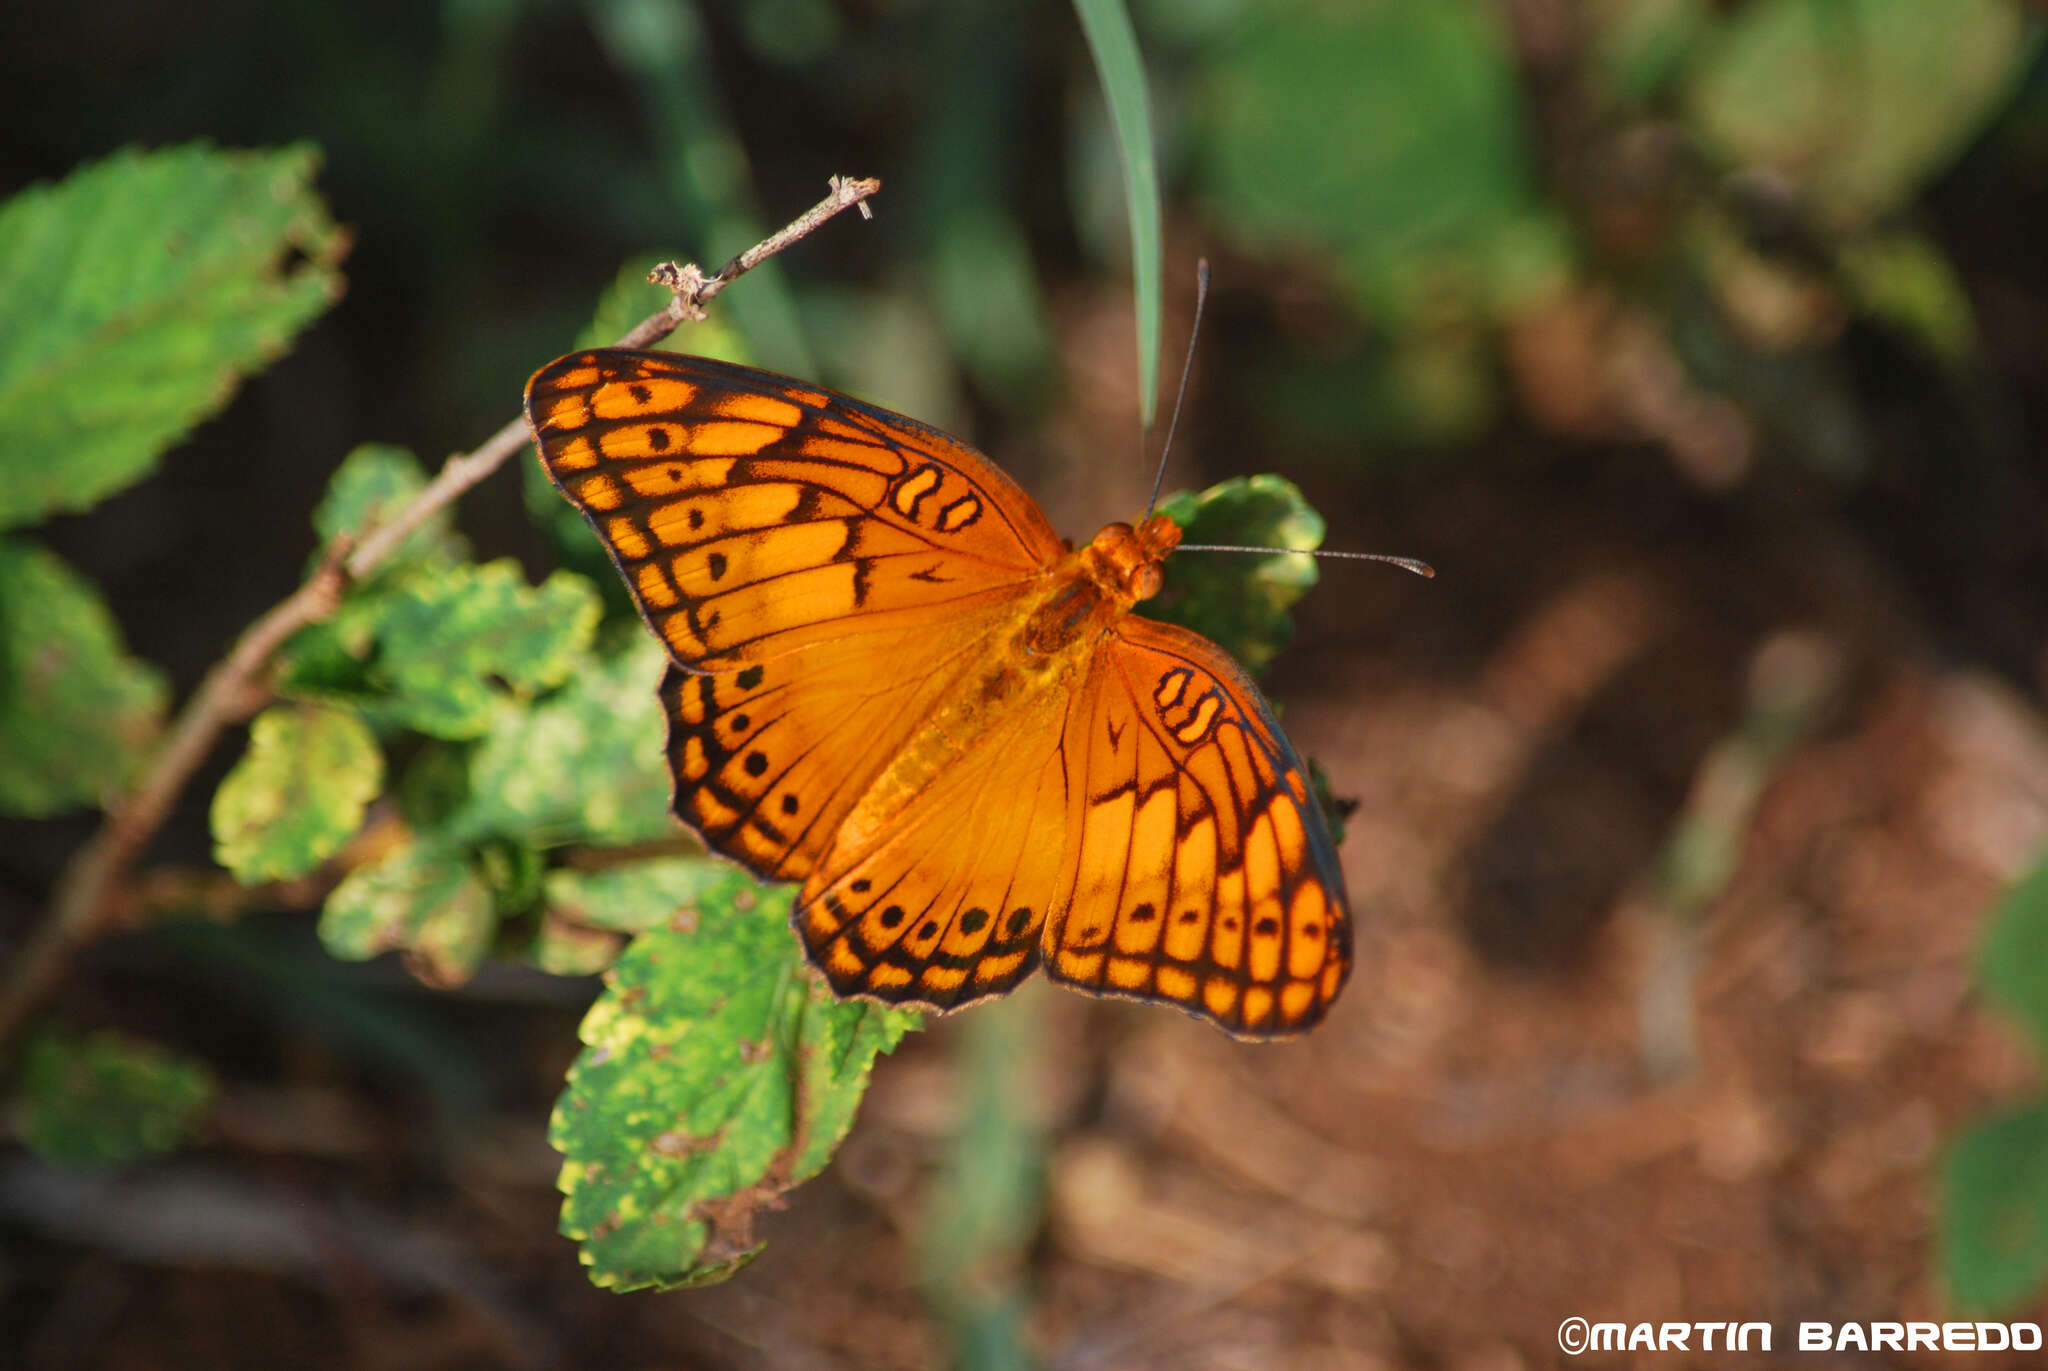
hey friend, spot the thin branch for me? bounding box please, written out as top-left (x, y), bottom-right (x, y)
top-left (0, 175), bottom-right (882, 1058)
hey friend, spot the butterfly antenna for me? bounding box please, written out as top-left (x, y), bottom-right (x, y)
top-left (1176, 544), bottom-right (1437, 579)
top-left (1143, 260), bottom-right (1212, 522)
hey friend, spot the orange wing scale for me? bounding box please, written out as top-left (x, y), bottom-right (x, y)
top-left (525, 348), bottom-right (1355, 1038)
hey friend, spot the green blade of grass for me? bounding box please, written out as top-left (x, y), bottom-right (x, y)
top-left (1073, 0), bottom-right (1163, 427)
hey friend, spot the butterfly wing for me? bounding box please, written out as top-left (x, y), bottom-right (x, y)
top-left (790, 680), bottom-right (1073, 1011)
top-left (526, 349), bottom-right (1066, 672)
top-left (526, 349), bottom-right (1066, 882)
top-left (1046, 616), bottom-right (1352, 1038)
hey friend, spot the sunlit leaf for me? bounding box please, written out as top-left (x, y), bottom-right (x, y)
top-left (552, 877), bottom-right (920, 1290)
top-left (1152, 476), bottom-right (1323, 676)
top-left (312, 444), bottom-right (464, 569)
top-left (320, 841), bottom-right (495, 986)
top-left (0, 142), bottom-right (344, 528)
top-left (447, 633), bottom-right (675, 849)
top-left (211, 704), bottom-right (383, 883)
top-left (0, 538), bottom-right (166, 816)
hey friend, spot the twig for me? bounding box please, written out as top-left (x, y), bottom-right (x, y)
top-left (0, 174), bottom-right (882, 1059)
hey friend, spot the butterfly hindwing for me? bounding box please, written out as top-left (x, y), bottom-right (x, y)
top-left (1047, 616), bottom-right (1351, 1038)
top-left (525, 349), bottom-right (1065, 672)
top-left (791, 682), bottom-right (1074, 1011)
top-left (658, 600), bottom-right (1019, 881)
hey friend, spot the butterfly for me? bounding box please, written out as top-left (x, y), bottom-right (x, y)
top-left (524, 349), bottom-right (1351, 1037)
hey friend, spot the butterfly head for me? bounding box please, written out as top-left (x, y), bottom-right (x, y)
top-left (1084, 513), bottom-right (1181, 605)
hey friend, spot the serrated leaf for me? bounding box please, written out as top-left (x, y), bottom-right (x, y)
top-left (0, 142), bottom-right (344, 528)
top-left (1941, 1099), bottom-right (2048, 1312)
top-left (1980, 851), bottom-right (2048, 1052)
top-left (211, 703), bottom-right (382, 883)
top-left (551, 879), bottom-right (920, 1290)
top-left (1685, 0), bottom-right (2041, 229)
top-left (319, 841), bottom-right (494, 986)
top-left (372, 559), bottom-right (602, 739)
top-left (14, 1030), bottom-right (216, 1168)
top-left (1151, 475), bottom-right (1323, 675)
top-left (446, 633), bottom-right (676, 848)
top-left (312, 444), bottom-right (463, 568)
top-left (0, 538), bottom-right (167, 816)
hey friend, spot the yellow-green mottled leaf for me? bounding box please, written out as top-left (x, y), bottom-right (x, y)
top-left (211, 703), bottom-right (382, 883)
top-left (319, 841), bottom-right (494, 986)
top-left (312, 444), bottom-right (464, 568)
top-left (15, 1030), bottom-right (215, 1168)
top-left (0, 538), bottom-right (166, 816)
top-left (1152, 476), bottom-right (1323, 676)
top-left (542, 855), bottom-right (732, 936)
top-left (447, 634), bottom-right (675, 849)
top-left (551, 876), bottom-right (920, 1290)
top-left (0, 142), bottom-right (344, 529)
top-left (532, 913), bottom-right (630, 978)
top-left (377, 560), bottom-right (601, 738)
top-left (288, 559), bottom-right (602, 740)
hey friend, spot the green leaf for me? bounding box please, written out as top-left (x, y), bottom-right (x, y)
top-left (551, 878), bottom-right (920, 1290)
top-left (1980, 851), bottom-right (2048, 1052)
top-left (447, 633), bottom-right (676, 849)
top-left (1685, 0), bottom-right (2042, 229)
top-left (14, 1030), bottom-right (215, 1168)
top-left (0, 142), bottom-right (344, 529)
top-left (211, 704), bottom-right (383, 883)
top-left (1839, 231), bottom-right (1980, 363)
top-left (1198, 0), bottom-right (1551, 325)
top-left (1151, 475), bottom-right (1323, 675)
top-left (543, 855), bottom-right (734, 936)
top-left (312, 444), bottom-right (463, 568)
top-left (0, 538), bottom-right (167, 816)
top-left (319, 841), bottom-right (495, 987)
top-left (1941, 1099), bottom-right (2048, 1312)
top-left (279, 560), bottom-right (603, 736)
top-left (1074, 0), bottom-right (1163, 426)
top-left (532, 914), bottom-right (629, 978)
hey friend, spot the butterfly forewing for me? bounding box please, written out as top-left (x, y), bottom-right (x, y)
top-left (1048, 617), bottom-right (1351, 1037)
top-left (525, 350), bottom-right (1064, 672)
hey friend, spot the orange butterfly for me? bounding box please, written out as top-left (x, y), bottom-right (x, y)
top-left (525, 350), bottom-right (1350, 1037)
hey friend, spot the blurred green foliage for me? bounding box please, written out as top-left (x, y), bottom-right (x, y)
top-left (13, 1031), bottom-right (216, 1169)
top-left (1943, 853), bottom-right (2048, 1311)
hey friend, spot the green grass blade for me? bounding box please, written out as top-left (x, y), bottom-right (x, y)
top-left (1073, 0), bottom-right (1163, 427)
